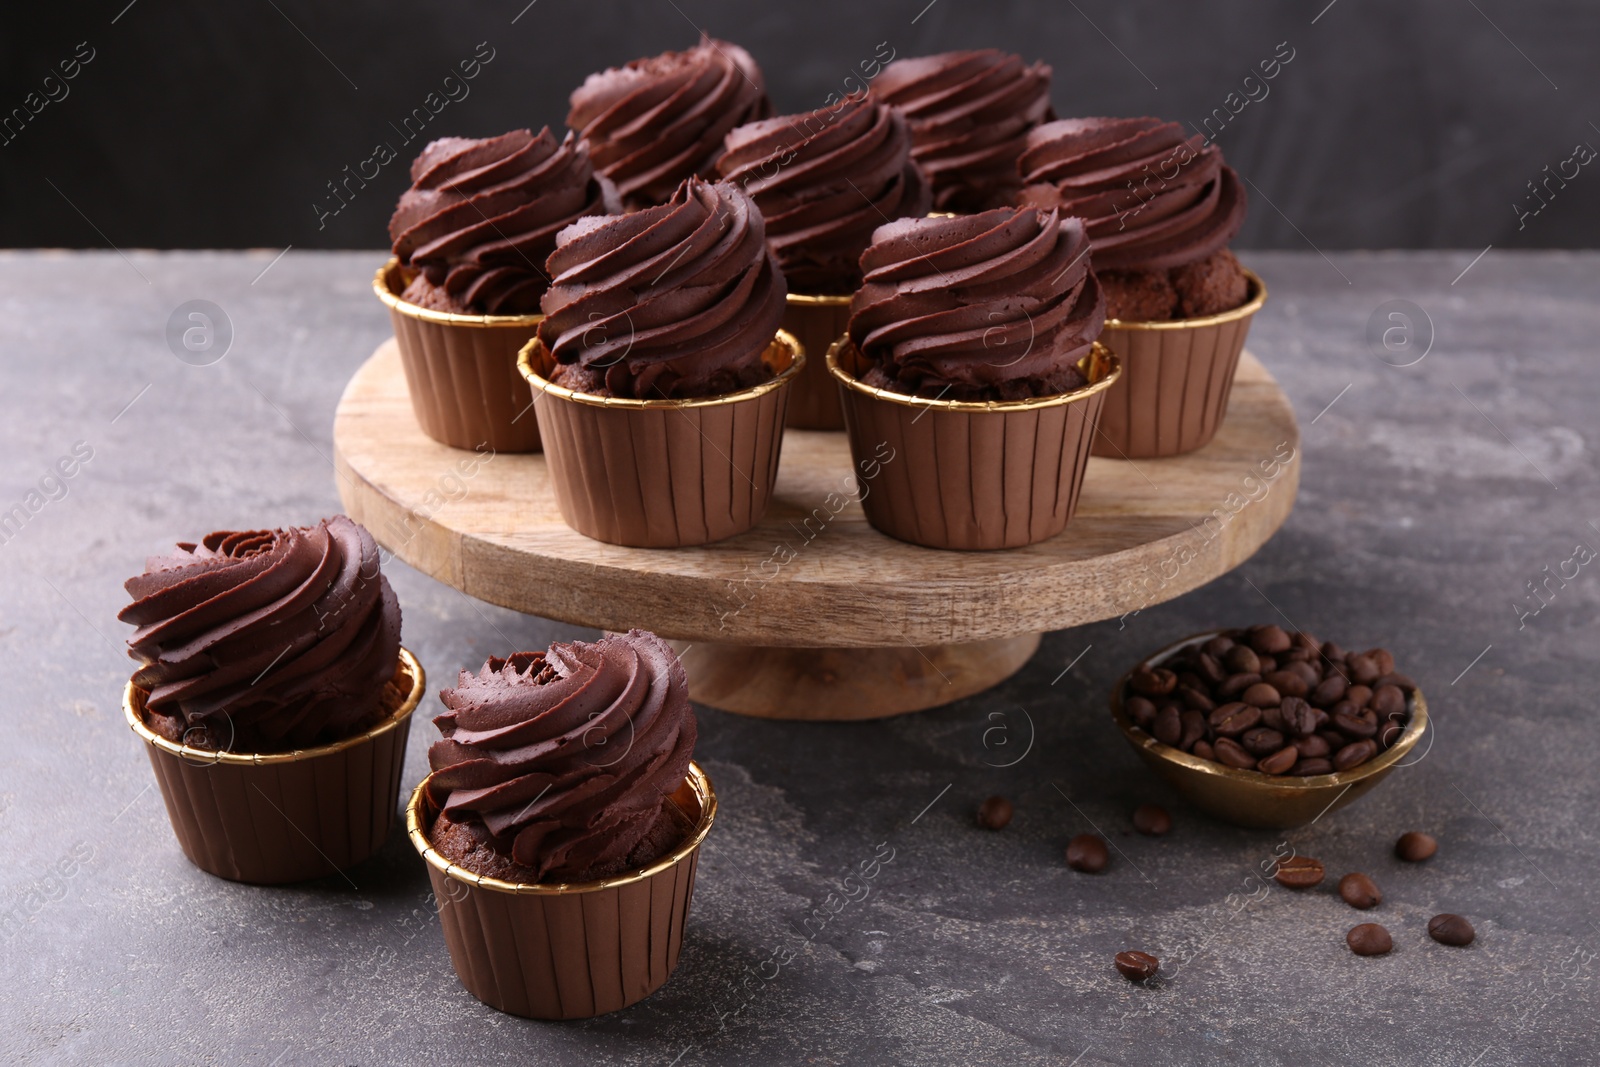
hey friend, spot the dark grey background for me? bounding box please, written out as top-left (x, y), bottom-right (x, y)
top-left (3, 0), bottom-right (1597, 250)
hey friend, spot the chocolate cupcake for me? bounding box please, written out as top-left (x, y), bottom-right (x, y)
top-left (120, 516), bottom-right (424, 883)
top-left (717, 93), bottom-right (930, 428)
top-left (827, 208), bottom-right (1119, 550)
top-left (1019, 118), bottom-right (1266, 457)
top-left (569, 34), bottom-right (770, 209)
top-left (874, 49), bottom-right (1052, 213)
top-left (376, 127), bottom-right (620, 452)
top-left (519, 177), bottom-right (801, 547)
top-left (409, 630), bottom-right (716, 1019)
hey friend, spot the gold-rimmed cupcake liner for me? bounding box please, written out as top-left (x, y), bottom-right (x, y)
top-left (1093, 269), bottom-right (1267, 459)
top-left (1109, 630), bottom-right (1428, 829)
top-left (517, 332), bottom-right (803, 547)
top-left (826, 339), bottom-right (1120, 550)
top-left (406, 763), bottom-right (717, 1020)
top-left (781, 293), bottom-right (852, 430)
top-left (374, 259), bottom-right (544, 454)
top-left (124, 648), bottom-right (426, 884)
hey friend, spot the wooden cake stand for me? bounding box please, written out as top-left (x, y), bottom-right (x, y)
top-left (333, 340), bottom-right (1300, 720)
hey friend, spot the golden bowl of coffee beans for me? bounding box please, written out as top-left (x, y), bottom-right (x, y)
top-left (1109, 627), bottom-right (1429, 829)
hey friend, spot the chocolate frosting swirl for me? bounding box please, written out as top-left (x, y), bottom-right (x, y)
top-left (119, 516), bottom-right (402, 752)
top-left (388, 128), bottom-right (619, 315)
top-left (715, 94), bottom-right (931, 294)
top-left (538, 177), bottom-right (787, 399)
top-left (873, 49), bottom-right (1052, 213)
top-left (427, 630), bottom-right (697, 883)
top-left (847, 206), bottom-right (1105, 400)
top-left (1018, 117), bottom-right (1247, 272)
top-left (569, 36), bottom-right (771, 209)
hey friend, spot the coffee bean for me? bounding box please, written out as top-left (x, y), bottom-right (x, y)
top-left (1066, 833), bottom-right (1109, 873)
top-left (1209, 702), bottom-right (1261, 737)
top-left (1367, 648), bottom-right (1396, 675)
top-left (1346, 923), bottom-right (1393, 956)
top-left (1203, 635), bottom-right (1235, 659)
top-left (1224, 645), bottom-right (1261, 675)
top-left (1127, 696), bottom-right (1157, 728)
top-left (1131, 667), bottom-right (1178, 697)
top-left (1217, 672), bottom-right (1262, 698)
top-left (1428, 914), bottom-right (1475, 946)
top-left (1114, 950), bottom-right (1160, 981)
top-left (1176, 670), bottom-right (1205, 693)
top-left (1255, 654), bottom-right (1278, 675)
top-left (1293, 630), bottom-right (1321, 653)
top-left (1395, 831), bottom-right (1437, 862)
top-left (1281, 697), bottom-right (1320, 738)
top-left (1257, 745), bottom-right (1299, 775)
top-left (1332, 708), bottom-right (1378, 740)
top-left (1292, 758), bottom-right (1334, 776)
top-left (1264, 670), bottom-right (1309, 699)
top-left (1213, 737), bottom-right (1257, 769)
top-left (1194, 651), bottom-right (1227, 685)
top-left (1329, 699), bottom-right (1358, 721)
top-left (1292, 734), bottom-right (1330, 758)
top-left (1249, 624), bottom-right (1292, 655)
top-left (1288, 660), bottom-right (1322, 688)
top-left (1310, 675), bottom-right (1348, 708)
top-left (1333, 739), bottom-right (1378, 771)
top-left (1153, 706), bottom-right (1182, 746)
top-left (1371, 684), bottom-right (1406, 717)
top-left (1274, 855), bottom-right (1325, 888)
top-left (1132, 804), bottom-right (1171, 836)
top-left (1192, 739), bottom-right (1215, 760)
top-left (1241, 727), bottom-right (1286, 756)
top-left (1377, 714), bottom-right (1407, 747)
top-left (1318, 728), bottom-right (1350, 750)
top-left (1179, 709), bottom-right (1208, 751)
top-left (1261, 704), bottom-right (1286, 732)
top-left (1345, 684), bottom-right (1374, 709)
top-left (1241, 682), bottom-right (1282, 708)
top-left (977, 796), bottom-right (1013, 830)
top-left (1348, 654), bottom-right (1380, 685)
top-left (1179, 686), bottom-right (1216, 713)
top-left (1375, 672), bottom-right (1417, 691)
top-left (1338, 872), bottom-right (1382, 909)
top-left (1280, 646), bottom-right (1312, 663)
top-left (1322, 640), bottom-right (1347, 662)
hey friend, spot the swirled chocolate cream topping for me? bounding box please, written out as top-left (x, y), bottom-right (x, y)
top-left (427, 630), bottom-right (698, 884)
top-left (1019, 117), bottom-right (1250, 320)
top-left (873, 49), bottom-right (1053, 213)
top-left (569, 35), bottom-right (771, 209)
top-left (120, 516), bottom-right (402, 753)
top-left (388, 127), bottom-right (620, 315)
top-left (846, 206), bottom-right (1104, 401)
top-left (716, 93), bottom-right (930, 294)
top-left (538, 176), bottom-right (787, 399)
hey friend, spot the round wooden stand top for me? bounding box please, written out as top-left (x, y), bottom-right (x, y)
top-left (333, 340), bottom-right (1300, 649)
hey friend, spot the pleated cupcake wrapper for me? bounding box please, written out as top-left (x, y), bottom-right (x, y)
top-left (780, 294), bottom-right (853, 430)
top-left (1092, 270), bottom-right (1266, 460)
top-left (407, 763), bottom-right (717, 1020)
top-left (517, 333), bottom-right (803, 548)
top-left (374, 259), bottom-right (544, 454)
top-left (123, 649), bottom-right (426, 885)
top-left (827, 341), bottom-right (1121, 550)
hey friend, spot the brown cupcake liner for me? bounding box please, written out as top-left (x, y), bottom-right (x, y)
top-left (123, 649), bottom-right (425, 885)
top-left (1092, 269), bottom-right (1266, 460)
top-left (407, 762), bottom-right (717, 1020)
top-left (518, 332), bottom-right (803, 547)
top-left (827, 340), bottom-right (1121, 550)
top-left (780, 293), bottom-right (852, 430)
top-left (374, 259), bottom-right (544, 454)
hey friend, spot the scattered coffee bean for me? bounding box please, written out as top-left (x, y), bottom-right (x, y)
top-left (1274, 855), bottom-right (1325, 888)
top-left (1124, 630), bottom-right (1416, 778)
top-left (977, 796), bottom-right (1012, 830)
top-left (1338, 872), bottom-right (1382, 909)
top-left (1213, 737), bottom-right (1257, 770)
top-left (1346, 923), bottom-right (1393, 956)
top-left (1395, 831), bottom-right (1437, 862)
top-left (1257, 745), bottom-right (1299, 775)
top-left (1132, 804), bottom-right (1171, 836)
top-left (1428, 914), bottom-right (1475, 946)
top-left (1114, 950), bottom-right (1160, 981)
top-left (1066, 833), bottom-right (1109, 873)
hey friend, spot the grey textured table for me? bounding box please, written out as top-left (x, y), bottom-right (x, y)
top-left (3, 250), bottom-right (1597, 1066)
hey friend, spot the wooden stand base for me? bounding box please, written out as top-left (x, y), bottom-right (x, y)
top-left (668, 634), bottom-right (1042, 720)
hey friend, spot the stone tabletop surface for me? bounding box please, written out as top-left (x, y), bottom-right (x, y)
top-left (3, 250), bottom-right (1597, 1066)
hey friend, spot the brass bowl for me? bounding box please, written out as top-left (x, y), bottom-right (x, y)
top-left (1110, 631), bottom-right (1429, 829)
